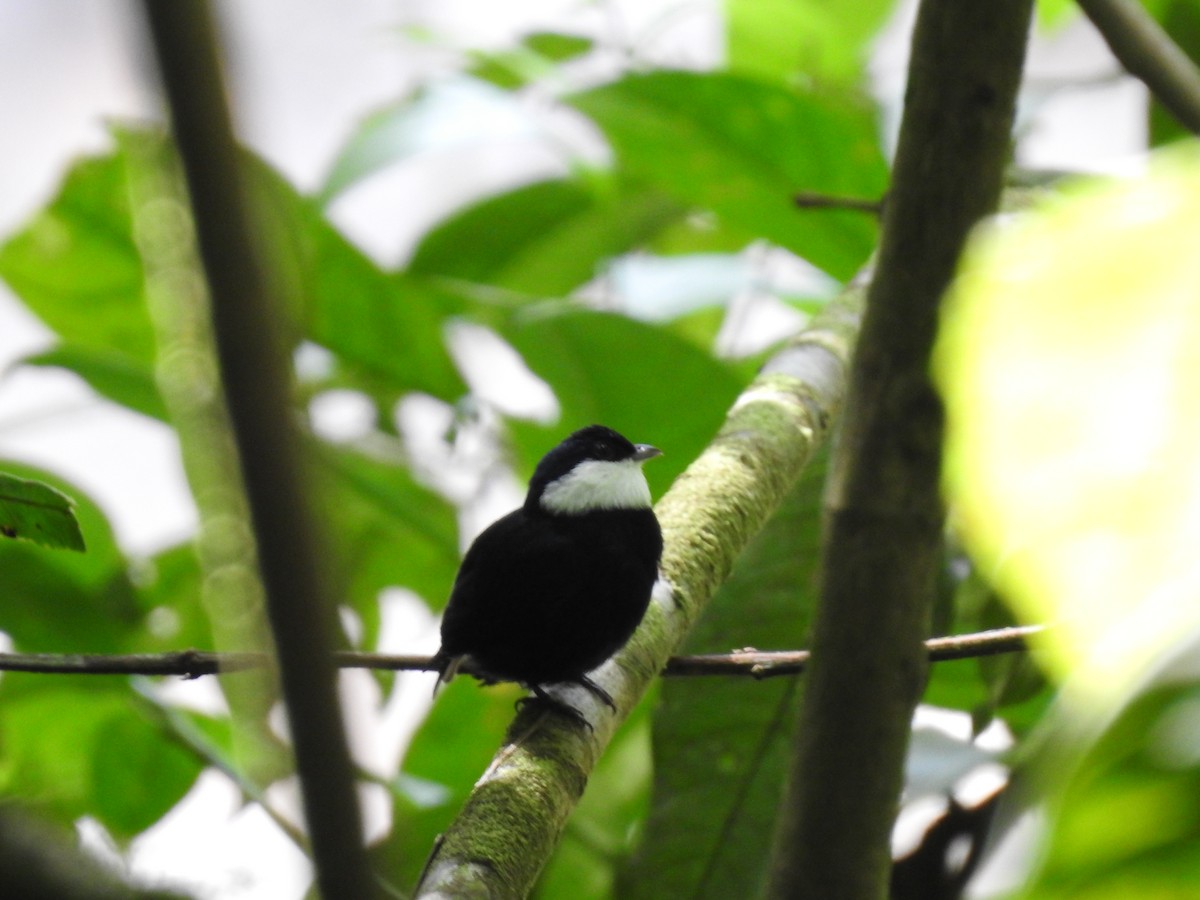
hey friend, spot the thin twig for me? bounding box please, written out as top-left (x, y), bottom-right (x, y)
top-left (1078, 0), bottom-right (1200, 134)
top-left (793, 191), bottom-right (884, 215)
top-left (0, 624), bottom-right (1043, 678)
top-left (663, 624), bottom-right (1043, 677)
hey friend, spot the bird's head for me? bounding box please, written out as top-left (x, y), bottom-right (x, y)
top-left (526, 425), bottom-right (662, 515)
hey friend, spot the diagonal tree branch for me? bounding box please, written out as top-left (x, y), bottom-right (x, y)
top-left (766, 1), bottom-right (1033, 897)
top-left (412, 273), bottom-right (862, 898)
top-left (1078, 0), bottom-right (1200, 135)
top-left (138, 3), bottom-right (373, 897)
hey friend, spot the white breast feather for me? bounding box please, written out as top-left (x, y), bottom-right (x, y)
top-left (539, 459), bottom-right (652, 513)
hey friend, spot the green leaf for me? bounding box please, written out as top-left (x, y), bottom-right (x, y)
top-left (20, 344), bottom-right (168, 422)
top-left (0, 150), bottom-right (154, 363)
top-left (0, 145), bottom-right (162, 421)
top-left (499, 309), bottom-right (745, 495)
top-left (0, 471), bottom-right (85, 552)
top-left (0, 680), bottom-right (128, 827)
top-left (727, 0), bottom-right (893, 85)
top-left (522, 32), bottom-right (593, 62)
top-left (1028, 667), bottom-right (1200, 895)
top-left (312, 442), bottom-right (460, 647)
top-left (408, 178), bottom-right (684, 296)
top-left (129, 542), bottom-right (213, 653)
top-left (0, 462), bottom-right (139, 653)
top-left (618, 453), bottom-right (826, 898)
top-left (251, 160), bottom-right (468, 402)
top-left (568, 72), bottom-right (887, 281)
top-left (0, 678), bottom-right (198, 840)
top-left (90, 705), bottom-right (203, 840)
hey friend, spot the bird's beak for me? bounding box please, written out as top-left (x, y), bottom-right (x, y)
top-left (633, 444), bottom-right (662, 463)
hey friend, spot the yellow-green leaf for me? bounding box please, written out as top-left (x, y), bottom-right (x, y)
top-left (936, 147), bottom-right (1200, 703)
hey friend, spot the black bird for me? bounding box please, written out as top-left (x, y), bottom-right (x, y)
top-left (432, 425), bottom-right (663, 724)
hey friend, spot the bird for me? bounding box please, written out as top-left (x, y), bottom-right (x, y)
top-left (432, 424), bottom-right (663, 725)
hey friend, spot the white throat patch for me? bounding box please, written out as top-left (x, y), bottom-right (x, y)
top-left (539, 458), bottom-right (652, 514)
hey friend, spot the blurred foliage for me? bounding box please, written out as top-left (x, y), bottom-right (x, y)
top-left (726, 0), bottom-right (894, 87)
top-left (1, 1), bottom-right (1197, 898)
top-left (1023, 653), bottom-right (1200, 898)
top-left (938, 145), bottom-right (1200, 893)
top-left (939, 149), bottom-right (1200, 700)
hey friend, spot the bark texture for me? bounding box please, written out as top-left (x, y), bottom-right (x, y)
top-left (766, 2), bottom-right (1034, 898)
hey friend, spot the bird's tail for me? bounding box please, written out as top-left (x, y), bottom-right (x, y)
top-left (431, 651), bottom-right (465, 698)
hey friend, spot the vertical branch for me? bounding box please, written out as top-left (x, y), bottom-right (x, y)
top-left (767, 1), bottom-right (1033, 898)
top-left (138, 3), bottom-right (373, 898)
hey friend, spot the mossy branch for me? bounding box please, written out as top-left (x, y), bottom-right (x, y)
top-left (413, 283), bottom-right (863, 899)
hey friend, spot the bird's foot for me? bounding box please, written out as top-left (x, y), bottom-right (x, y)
top-left (572, 674), bottom-right (617, 712)
top-left (518, 686), bottom-right (593, 731)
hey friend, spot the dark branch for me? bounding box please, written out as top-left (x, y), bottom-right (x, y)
top-left (1078, 0), bottom-right (1200, 135)
top-left (767, 1), bottom-right (1034, 896)
top-left (0, 625), bottom-right (1044, 678)
top-left (139, 2), bottom-right (372, 896)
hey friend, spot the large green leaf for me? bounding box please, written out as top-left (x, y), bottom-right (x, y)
top-left (0, 678), bottom-right (201, 840)
top-left (618, 453), bottom-right (826, 898)
top-left (312, 442), bottom-right (460, 645)
top-left (0, 146), bottom-right (162, 418)
top-left (0, 471), bottom-right (85, 552)
top-left (90, 702), bottom-right (204, 840)
top-left (2, 134), bottom-right (468, 419)
top-left (937, 143), bottom-right (1200, 899)
top-left (568, 72), bottom-right (887, 281)
top-left (408, 178), bottom-right (684, 296)
top-left (0, 680), bottom-right (128, 826)
top-left (0, 462), bottom-right (139, 653)
top-left (0, 152), bottom-right (152, 364)
top-left (251, 161), bottom-right (468, 404)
